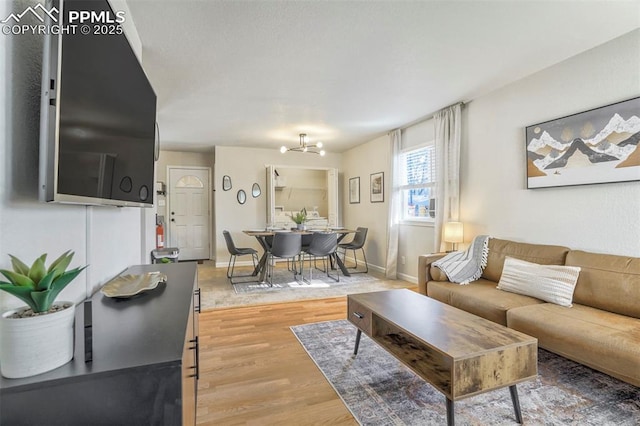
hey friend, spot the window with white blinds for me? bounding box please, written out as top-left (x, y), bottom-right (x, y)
top-left (400, 143), bottom-right (436, 221)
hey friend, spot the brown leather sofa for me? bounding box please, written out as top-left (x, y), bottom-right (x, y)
top-left (417, 238), bottom-right (640, 387)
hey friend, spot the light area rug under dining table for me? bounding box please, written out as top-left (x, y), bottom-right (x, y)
top-left (196, 261), bottom-right (414, 310)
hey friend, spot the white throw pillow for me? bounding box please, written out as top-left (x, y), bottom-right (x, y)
top-left (497, 257), bottom-right (580, 307)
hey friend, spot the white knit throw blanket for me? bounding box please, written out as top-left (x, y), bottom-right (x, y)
top-left (433, 235), bottom-right (491, 285)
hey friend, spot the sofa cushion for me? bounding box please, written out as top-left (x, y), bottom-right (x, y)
top-left (566, 250), bottom-right (640, 319)
top-left (482, 239), bottom-right (570, 283)
top-left (427, 278), bottom-right (545, 326)
top-left (507, 303), bottom-right (640, 387)
top-left (497, 257), bottom-right (580, 307)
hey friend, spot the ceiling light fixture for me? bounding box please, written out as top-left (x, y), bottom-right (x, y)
top-left (280, 133), bottom-right (325, 156)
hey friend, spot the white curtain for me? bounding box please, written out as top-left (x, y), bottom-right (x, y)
top-left (434, 103), bottom-right (462, 252)
top-left (385, 129), bottom-right (402, 278)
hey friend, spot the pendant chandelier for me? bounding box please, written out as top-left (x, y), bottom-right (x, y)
top-left (280, 133), bottom-right (325, 156)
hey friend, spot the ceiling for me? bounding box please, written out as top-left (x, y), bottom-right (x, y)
top-left (125, 0), bottom-right (640, 153)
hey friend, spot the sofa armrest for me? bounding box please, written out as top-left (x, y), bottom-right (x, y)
top-left (417, 253), bottom-right (447, 295)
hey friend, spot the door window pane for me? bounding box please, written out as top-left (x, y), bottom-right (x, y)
top-left (175, 175), bottom-right (204, 188)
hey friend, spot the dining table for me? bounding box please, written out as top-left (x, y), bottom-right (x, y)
top-left (243, 228), bottom-right (356, 282)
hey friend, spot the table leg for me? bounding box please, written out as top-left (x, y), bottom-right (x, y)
top-left (256, 252), bottom-right (269, 282)
top-left (446, 398), bottom-right (454, 426)
top-left (509, 385), bottom-right (523, 424)
top-left (333, 232), bottom-right (353, 276)
top-left (253, 236), bottom-right (272, 282)
top-left (353, 329), bottom-right (362, 355)
top-left (332, 253), bottom-right (351, 277)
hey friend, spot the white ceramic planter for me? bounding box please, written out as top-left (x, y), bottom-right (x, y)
top-left (0, 302), bottom-right (75, 379)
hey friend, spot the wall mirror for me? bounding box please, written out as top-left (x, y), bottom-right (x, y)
top-left (265, 165), bottom-right (339, 228)
top-left (252, 183), bottom-right (261, 198)
top-left (237, 189), bottom-right (246, 205)
top-left (222, 175), bottom-right (232, 191)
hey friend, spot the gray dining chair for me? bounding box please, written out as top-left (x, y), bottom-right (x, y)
top-left (267, 232), bottom-right (302, 286)
top-left (301, 233), bottom-right (313, 253)
top-left (305, 232), bottom-right (339, 282)
top-left (338, 227), bottom-right (368, 273)
top-left (223, 230), bottom-right (259, 284)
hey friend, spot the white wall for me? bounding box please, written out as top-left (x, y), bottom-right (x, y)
top-left (343, 29), bottom-right (640, 281)
top-left (214, 146), bottom-right (342, 265)
top-left (341, 136), bottom-right (390, 273)
top-left (0, 0), bottom-right (153, 312)
top-left (462, 29), bottom-right (640, 256)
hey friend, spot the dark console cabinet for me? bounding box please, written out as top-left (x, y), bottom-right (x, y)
top-left (0, 262), bottom-right (200, 425)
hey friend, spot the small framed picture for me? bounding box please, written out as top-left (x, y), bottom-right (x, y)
top-left (370, 172), bottom-right (384, 203)
top-left (349, 177), bottom-right (360, 204)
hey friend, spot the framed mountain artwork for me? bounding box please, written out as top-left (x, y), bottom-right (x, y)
top-left (525, 97), bottom-right (640, 189)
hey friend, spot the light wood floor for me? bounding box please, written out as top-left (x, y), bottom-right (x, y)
top-left (196, 297), bottom-right (359, 425)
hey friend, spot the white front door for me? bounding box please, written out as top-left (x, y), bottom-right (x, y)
top-left (168, 167), bottom-right (211, 261)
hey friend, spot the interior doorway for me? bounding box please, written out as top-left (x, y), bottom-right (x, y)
top-left (266, 165), bottom-right (339, 228)
top-left (167, 166), bottom-right (212, 261)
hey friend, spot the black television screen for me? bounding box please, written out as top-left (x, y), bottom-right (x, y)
top-left (40, 0), bottom-right (157, 207)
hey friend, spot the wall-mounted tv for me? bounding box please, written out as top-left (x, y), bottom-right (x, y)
top-left (39, 0), bottom-right (157, 207)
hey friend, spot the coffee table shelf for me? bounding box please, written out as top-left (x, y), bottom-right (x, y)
top-left (373, 320), bottom-right (454, 396)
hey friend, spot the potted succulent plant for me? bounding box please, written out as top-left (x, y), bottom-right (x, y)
top-left (0, 251), bottom-right (86, 378)
top-left (290, 210), bottom-right (307, 230)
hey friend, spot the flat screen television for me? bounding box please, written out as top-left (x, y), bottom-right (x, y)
top-left (39, 0), bottom-right (157, 207)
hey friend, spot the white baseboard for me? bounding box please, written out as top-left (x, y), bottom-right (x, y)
top-left (343, 256), bottom-right (384, 274)
top-left (397, 272), bottom-right (417, 284)
top-left (367, 263), bottom-right (385, 274)
top-left (215, 259), bottom-right (256, 268)
top-left (343, 256), bottom-right (416, 283)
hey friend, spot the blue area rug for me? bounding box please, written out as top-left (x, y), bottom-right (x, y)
top-left (291, 319), bottom-right (640, 425)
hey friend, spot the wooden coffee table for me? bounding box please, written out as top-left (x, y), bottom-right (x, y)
top-left (347, 289), bottom-right (537, 425)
